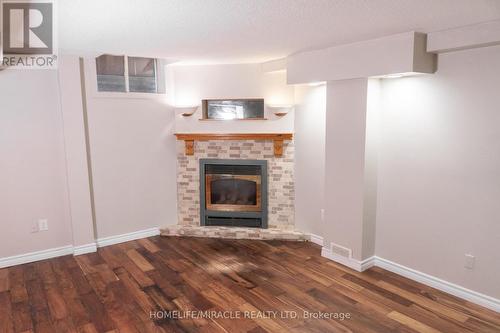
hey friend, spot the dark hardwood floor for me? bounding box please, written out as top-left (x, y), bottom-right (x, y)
top-left (0, 237), bottom-right (499, 333)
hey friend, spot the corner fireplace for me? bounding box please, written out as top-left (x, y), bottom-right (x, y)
top-left (200, 159), bottom-right (268, 228)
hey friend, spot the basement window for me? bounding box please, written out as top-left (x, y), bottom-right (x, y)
top-left (96, 55), bottom-right (160, 94)
top-left (96, 55), bottom-right (126, 92)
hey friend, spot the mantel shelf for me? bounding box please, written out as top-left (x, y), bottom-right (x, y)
top-left (174, 133), bottom-right (293, 157)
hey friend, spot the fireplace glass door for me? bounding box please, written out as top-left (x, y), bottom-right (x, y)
top-left (201, 159), bottom-right (267, 228)
top-left (205, 174), bottom-right (261, 212)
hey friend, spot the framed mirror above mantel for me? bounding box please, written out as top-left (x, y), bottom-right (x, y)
top-left (201, 98), bottom-right (265, 120)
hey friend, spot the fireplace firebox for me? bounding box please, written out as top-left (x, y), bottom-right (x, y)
top-left (200, 159), bottom-right (268, 228)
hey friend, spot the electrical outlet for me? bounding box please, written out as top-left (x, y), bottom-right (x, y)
top-left (320, 209), bottom-right (325, 222)
top-left (31, 222), bottom-right (39, 233)
top-left (38, 219), bottom-right (49, 231)
top-left (464, 254), bottom-right (475, 269)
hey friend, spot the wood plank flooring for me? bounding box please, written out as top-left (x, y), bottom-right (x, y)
top-left (0, 236), bottom-right (498, 333)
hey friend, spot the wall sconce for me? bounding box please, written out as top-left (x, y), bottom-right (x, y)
top-left (267, 104), bottom-right (294, 117)
top-left (175, 106), bottom-right (199, 117)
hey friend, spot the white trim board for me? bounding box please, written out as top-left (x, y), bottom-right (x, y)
top-left (321, 248), bottom-right (500, 313)
top-left (321, 247), bottom-right (374, 272)
top-left (309, 233), bottom-right (324, 247)
top-left (0, 227), bottom-right (161, 268)
top-left (96, 227), bottom-right (160, 247)
top-left (374, 257), bottom-right (500, 313)
top-left (73, 243), bottom-right (97, 256)
top-left (0, 245), bottom-right (74, 269)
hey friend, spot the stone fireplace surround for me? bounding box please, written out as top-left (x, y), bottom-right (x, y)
top-left (161, 137), bottom-right (309, 241)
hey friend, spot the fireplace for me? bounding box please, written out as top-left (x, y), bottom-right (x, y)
top-left (200, 159), bottom-right (268, 228)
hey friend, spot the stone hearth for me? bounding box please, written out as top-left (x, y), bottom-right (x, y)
top-left (160, 225), bottom-right (309, 241)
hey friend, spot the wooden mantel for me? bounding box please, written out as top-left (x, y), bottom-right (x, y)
top-left (174, 133), bottom-right (293, 157)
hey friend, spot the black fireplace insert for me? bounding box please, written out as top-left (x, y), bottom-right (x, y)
top-left (200, 159), bottom-right (268, 228)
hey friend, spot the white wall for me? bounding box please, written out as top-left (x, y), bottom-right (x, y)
top-left (169, 64), bottom-right (294, 133)
top-left (362, 79), bottom-right (381, 259)
top-left (0, 57), bottom-right (179, 260)
top-left (324, 79), bottom-right (370, 260)
top-left (171, 63), bottom-right (264, 106)
top-left (58, 55), bottom-right (96, 248)
top-left (83, 59), bottom-right (178, 238)
top-left (0, 70), bottom-right (73, 257)
top-left (376, 45), bottom-right (500, 299)
top-left (294, 84), bottom-right (326, 236)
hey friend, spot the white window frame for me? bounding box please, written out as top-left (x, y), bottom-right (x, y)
top-left (124, 56), bottom-right (130, 93)
top-left (92, 55), bottom-right (165, 99)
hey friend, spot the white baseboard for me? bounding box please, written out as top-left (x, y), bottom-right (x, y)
top-left (361, 256), bottom-right (376, 271)
top-left (0, 227), bottom-right (161, 268)
top-left (0, 245), bottom-right (74, 269)
top-left (73, 243), bottom-right (97, 256)
top-left (309, 233), bottom-right (324, 246)
top-left (374, 256), bottom-right (500, 313)
top-left (96, 227), bottom-right (160, 248)
top-left (321, 249), bottom-right (500, 313)
top-left (321, 246), bottom-right (375, 272)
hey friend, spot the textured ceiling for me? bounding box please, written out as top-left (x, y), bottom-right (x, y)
top-left (59, 0), bottom-right (500, 64)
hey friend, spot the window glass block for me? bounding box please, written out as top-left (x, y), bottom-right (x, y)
top-left (128, 57), bottom-right (157, 93)
top-left (96, 55), bottom-right (126, 92)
